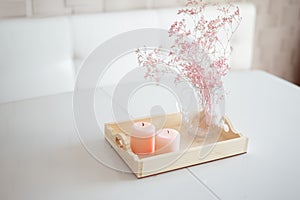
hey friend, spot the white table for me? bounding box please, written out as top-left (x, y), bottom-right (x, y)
top-left (1, 70), bottom-right (299, 200)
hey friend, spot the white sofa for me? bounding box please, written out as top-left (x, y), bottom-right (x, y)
top-left (0, 3), bottom-right (255, 103)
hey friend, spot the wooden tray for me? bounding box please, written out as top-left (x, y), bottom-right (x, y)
top-left (104, 113), bottom-right (248, 178)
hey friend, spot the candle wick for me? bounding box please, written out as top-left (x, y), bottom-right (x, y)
top-left (142, 122), bottom-right (144, 126)
top-left (167, 130), bottom-right (169, 134)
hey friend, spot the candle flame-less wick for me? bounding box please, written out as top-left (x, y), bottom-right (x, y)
top-left (142, 122), bottom-right (144, 126)
top-left (167, 130), bottom-right (169, 134)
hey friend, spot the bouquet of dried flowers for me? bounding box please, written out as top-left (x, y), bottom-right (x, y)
top-left (137, 0), bottom-right (241, 129)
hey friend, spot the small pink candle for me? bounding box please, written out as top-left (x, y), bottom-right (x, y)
top-left (155, 128), bottom-right (180, 154)
top-left (130, 122), bottom-right (155, 155)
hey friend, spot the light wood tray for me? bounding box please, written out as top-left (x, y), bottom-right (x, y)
top-left (104, 113), bottom-right (248, 178)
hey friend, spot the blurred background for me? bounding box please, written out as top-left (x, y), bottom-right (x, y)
top-left (0, 0), bottom-right (299, 103)
top-left (0, 0), bottom-right (299, 84)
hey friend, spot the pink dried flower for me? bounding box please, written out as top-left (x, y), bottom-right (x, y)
top-left (137, 0), bottom-right (241, 117)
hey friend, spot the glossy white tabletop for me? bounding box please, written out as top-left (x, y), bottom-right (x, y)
top-left (0, 70), bottom-right (299, 200)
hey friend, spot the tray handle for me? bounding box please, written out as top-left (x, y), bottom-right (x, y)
top-left (223, 117), bottom-right (239, 134)
top-left (114, 133), bottom-right (130, 151)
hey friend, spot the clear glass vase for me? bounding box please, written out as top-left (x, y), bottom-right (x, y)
top-left (182, 85), bottom-right (225, 139)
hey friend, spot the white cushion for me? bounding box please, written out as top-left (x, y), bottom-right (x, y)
top-left (0, 3), bottom-right (256, 103)
top-left (72, 4), bottom-right (256, 73)
top-left (0, 17), bottom-right (74, 103)
top-left (0, 60), bottom-right (75, 103)
top-left (70, 9), bottom-right (159, 64)
top-left (0, 17), bottom-right (72, 72)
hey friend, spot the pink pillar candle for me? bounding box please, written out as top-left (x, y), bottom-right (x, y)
top-left (130, 122), bottom-right (155, 155)
top-left (155, 128), bottom-right (180, 154)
